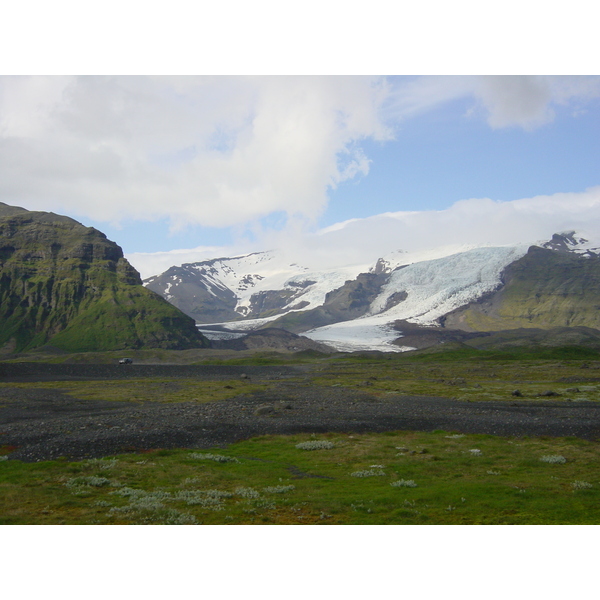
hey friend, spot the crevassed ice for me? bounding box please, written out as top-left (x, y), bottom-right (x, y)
top-left (304, 245), bottom-right (528, 352)
top-left (202, 245), bottom-right (529, 353)
top-left (367, 245), bottom-right (528, 323)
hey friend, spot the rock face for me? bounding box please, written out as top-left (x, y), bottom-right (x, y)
top-left (441, 245), bottom-right (600, 331)
top-left (143, 252), bottom-right (332, 324)
top-left (0, 202), bottom-right (209, 352)
top-left (144, 261), bottom-right (240, 323)
top-left (262, 271), bottom-right (392, 333)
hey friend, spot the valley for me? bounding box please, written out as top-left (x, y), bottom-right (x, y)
top-left (2, 349), bottom-right (600, 524)
top-left (143, 232), bottom-right (600, 353)
top-left (3, 201), bottom-right (600, 525)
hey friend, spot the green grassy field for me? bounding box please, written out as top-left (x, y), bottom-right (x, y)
top-left (2, 347), bottom-right (600, 525)
top-left (3, 347), bottom-right (600, 407)
top-left (307, 352), bottom-right (600, 402)
top-left (2, 429), bottom-right (599, 525)
top-left (0, 378), bottom-right (267, 404)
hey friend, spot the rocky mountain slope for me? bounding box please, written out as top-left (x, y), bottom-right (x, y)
top-left (0, 202), bottom-right (209, 353)
top-left (208, 327), bottom-right (335, 353)
top-left (442, 241), bottom-right (600, 332)
top-left (144, 231), bottom-right (600, 353)
top-left (302, 234), bottom-right (600, 351)
top-left (143, 242), bottom-right (532, 341)
top-left (143, 251), bottom-right (369, 324)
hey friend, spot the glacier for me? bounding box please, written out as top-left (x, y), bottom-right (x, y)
top-left (209, 245), bottom-right (529, 352)
top-left (302, 246), bottom-right (528, 352)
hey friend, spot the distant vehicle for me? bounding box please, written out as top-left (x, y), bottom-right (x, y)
top-left (118, 358), bottom-right (133, 365)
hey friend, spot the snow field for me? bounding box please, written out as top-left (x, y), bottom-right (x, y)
top-left (206, 245), bottom-right (530, 352)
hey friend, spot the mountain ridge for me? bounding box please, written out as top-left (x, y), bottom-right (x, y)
top-left (143, 231), bottom-right (600, 353)
top-left (0, 203), bottom-right (209, 353)
top-left (442, 244), bottom-right (600, 332)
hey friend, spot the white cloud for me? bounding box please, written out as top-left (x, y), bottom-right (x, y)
top-left (475, 76), bottom-right (554, 129)
top-left (385, 75), bottom-right (600, 131)
top-left (306, 186), bottom-right (600, 266)
top-left (128, 187), bottom-right (600, 278)
top-left (1, 75), bottom-right (599, 237)
top-left (0, 76), bottom-right (391, 229)
top-left (473, 75), bottom-right (600, 129)
top-left (384, 75), bottom-right (476, 120)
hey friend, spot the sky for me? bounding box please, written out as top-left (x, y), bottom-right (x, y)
top-left (1, 74), bottom-right (599, 277)
top-left (3, 1), bottom-right (598, 588)
top-left (1, 3), bottom-right (599, 280)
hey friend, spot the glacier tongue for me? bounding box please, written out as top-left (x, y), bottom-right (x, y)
top-left (303, 245), bottom-right (529, 352)
top-left (208, 245), bottom-right (531, 352)
top-left (304, 319), bottom-right (413, 353)
top-left (368, 245), bottom-right (528, 323)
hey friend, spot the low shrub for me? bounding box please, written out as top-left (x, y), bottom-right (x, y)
top-left (66, 476), bottom-right (111, 488)
top-left (391, 479), bottom-right (417, 488)
top-left (295, 441), bottom-right (335, 450)
top-left (350, 469), bottom-right (385, 477)
top-left (189, 453), bottom-right (239, 463)
top-left (571, 481), bottom-right (592, 490)
top-left (263, 485), bottom-right (295, 494)
top-left (235, 487), bottom-right (261, 499)
top-left (540, 455), bottom-right (567, 464)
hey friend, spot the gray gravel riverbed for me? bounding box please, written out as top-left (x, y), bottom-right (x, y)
top-left (1, 363), bottom-right (600, 461)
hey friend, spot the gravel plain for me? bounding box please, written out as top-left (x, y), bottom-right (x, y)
top-left (1, 363), bottom-right (600, 462)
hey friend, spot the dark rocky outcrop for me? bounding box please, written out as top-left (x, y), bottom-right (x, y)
top-left (391, 320), bottom-right (600, 352)
top-left (210, 327), bottom-right (334, 353)
top-left (0, 202), bottom-right (209, 352)
top-left (260, 271), bottom-right (391, 333)
top-left (145, 263), bottom-right (240, 323)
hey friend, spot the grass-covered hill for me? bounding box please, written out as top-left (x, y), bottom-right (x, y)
top-left (0, 202), bottom-right (209, 353)
top-left (442, 246), bottom-right (600, 332)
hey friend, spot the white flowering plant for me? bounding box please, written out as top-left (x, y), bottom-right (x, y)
top-left (391, 479), bottom-right (417, 488)
top-left (540, 455), bottom-right (567, 464)
top-left (295, 441), bottom-right (335, 450)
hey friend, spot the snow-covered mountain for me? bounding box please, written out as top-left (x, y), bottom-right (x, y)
top-left (144, 250), bottom-right (371, 324)
top-left (302, 245), bottom-right (528, 352)
top-left (144, 231), bottom-right (600, 353)
top-left (540, 231), bottom-right (600, 256)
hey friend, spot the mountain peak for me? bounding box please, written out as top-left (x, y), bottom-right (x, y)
top-left (542, 231), bottom-right (587, 251)
top-left (0, 202), bottom-right (29, 218)
top-left (369, 257), bottom-right (392, 275)
top-left (540, 231), bottom-right (600, 257)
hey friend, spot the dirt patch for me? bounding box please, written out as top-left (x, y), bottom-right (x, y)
top-left (1, 364), bottom-right (600, 461)
top-left (0, 362), bottom-right (304, 382)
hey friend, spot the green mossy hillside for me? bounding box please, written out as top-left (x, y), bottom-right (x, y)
top-left (444, 247), bottom-right (600, 332)
top-left (0, 204), bottom-right (209, 352)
